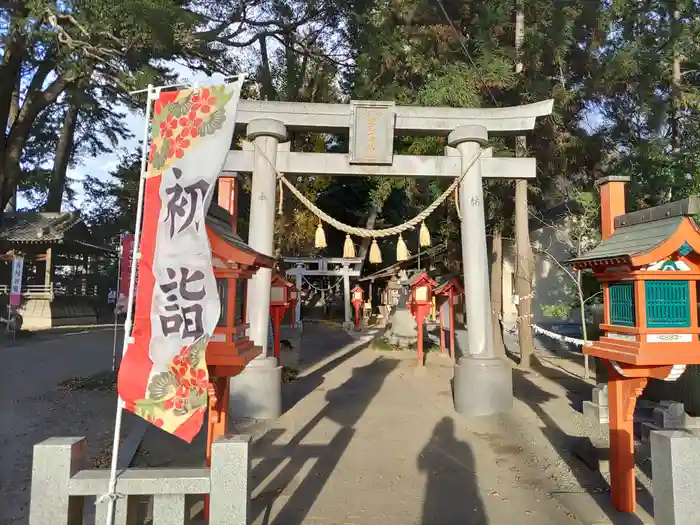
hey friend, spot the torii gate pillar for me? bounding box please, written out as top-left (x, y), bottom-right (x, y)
top-left (228, 118), bottom-right (287, 420)
top-left (450, 125), bottom-right (513, 416)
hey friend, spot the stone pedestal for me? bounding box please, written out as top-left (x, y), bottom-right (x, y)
top-left (583, 383), bottom-right (609, 425)
top-left (385, 308), bottom-right (417, 348)
top-left (651, 430), bottom-right (700, 525)
top-left (453, 357), bottom-right (513, 415)
top-left (228, 357), bottom-right (282, 420)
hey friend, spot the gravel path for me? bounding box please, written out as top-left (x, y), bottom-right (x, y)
top-left (0, 327), bottom-right (134, 525)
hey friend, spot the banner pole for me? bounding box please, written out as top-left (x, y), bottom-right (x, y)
top-left (111, 241), bottom-right (123, 373)
top-left (100, 83), bottom-right (157, 525)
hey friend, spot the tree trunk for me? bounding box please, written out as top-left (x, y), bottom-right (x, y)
top-left (45, 97), bottom-right (80, 212)
top-left (515, 174), bottom-right (535, 369)
top-left (670, 4), bottom-right (682, 155)
top-left (258, 36), bottom-right (276, 101)
top-left (490, 225), bottom-right (506, 356)
top-left (514, 0), bottom-right (534, 369)
top-left (354, 204), bottom-right (378, 274)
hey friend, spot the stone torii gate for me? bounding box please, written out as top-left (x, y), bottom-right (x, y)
top-left (284, 257), bottom-right (363, 328)
top-left (227, 99), bottom-right (553, 421)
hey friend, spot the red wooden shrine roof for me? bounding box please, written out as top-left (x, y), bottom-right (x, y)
top-left (206, 203), bottom-right (273, 269)
top-left (434, 274), bottom-right (463, 294)
top-left (407, 270), bottom-right (438, 287)
top-left (569, 197), bottom-right (700, 269)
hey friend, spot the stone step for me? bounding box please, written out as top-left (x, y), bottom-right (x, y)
top-left (583, 400), bottom-right (608, 425)
top-left (572, 436), bottom-right (610, 473)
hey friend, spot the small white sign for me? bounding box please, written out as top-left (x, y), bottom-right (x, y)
top-left (646, 333), bottom-right (693, 343)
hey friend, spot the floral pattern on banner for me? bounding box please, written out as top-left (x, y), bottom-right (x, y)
top-left (147, 86), bottom-right (235, 178)
top-left (130, 335), bottom-right (210, 432)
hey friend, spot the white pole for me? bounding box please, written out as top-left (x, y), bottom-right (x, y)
top-left (101, 84), bottom-right (156, 525)
top-left (111, 241), bottom-right (123, 372)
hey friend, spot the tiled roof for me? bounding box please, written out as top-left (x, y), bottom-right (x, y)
top-left (568, 216), bottom-right (683, 264)
top-left (205, 203), bottom-right (261, 258)
top-left (0, 212), bottom-right (83, 244)
top-left (568, 197), bottom-right (700, 265)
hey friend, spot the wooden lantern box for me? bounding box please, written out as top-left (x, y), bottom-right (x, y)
top-left (570, 195), bottom-right (700, 513)
top-left (570, 197), bottom-right (700, 368)
top-left (203, 203), bottom-right (273, 463)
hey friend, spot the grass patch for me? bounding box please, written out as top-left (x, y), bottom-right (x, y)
top-left (282, 366), bottom-right (299, 383)
top-left (373, 339), bottom-right (442, 353)
top-left (58, 371), bottom-right (116, 392)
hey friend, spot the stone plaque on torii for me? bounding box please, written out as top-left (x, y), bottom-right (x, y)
top-left (284, 256), bottom-right (363, 329)
top-left (226, 98), bottom-right (553, 421)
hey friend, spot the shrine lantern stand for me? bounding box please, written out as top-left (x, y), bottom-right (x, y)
top-left (289, 285), bottom-right (299, 328)
top-left (203, 203), bottom-right (273, 510)
top-left (434, 275), bottom-right (463, 362)
top-left (270, 275), bottom-right (293, 358)
top-left (570, 193), bottom-right (700, 513)
top-left (351, 285), bottom-right (364, 329)
top-left (407, 271), bottom-right (438, 366)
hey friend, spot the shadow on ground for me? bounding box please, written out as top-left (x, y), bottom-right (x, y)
top-left (512, 359), bottom-right (654, 524)
top-left (282, 325), bottom-right (373, 414)
top-left (418, 417), bottom-right (486, 525)
top-left (251, 355), bottom-right (397, 525)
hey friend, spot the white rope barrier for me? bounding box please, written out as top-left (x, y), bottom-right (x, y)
top-left (531, 324), bottom-right (591, 347)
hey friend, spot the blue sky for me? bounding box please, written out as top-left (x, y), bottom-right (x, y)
top-left (23, 61), bottom-right (606, 211)
top-left (22, 64), bottom-right (227, 211)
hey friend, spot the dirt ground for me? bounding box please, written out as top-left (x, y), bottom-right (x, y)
top-left (0, 326), bottom-right (139, 525)
top-left (1, 322), bottom-right (654, 524)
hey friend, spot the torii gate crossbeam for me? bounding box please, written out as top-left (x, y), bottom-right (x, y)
top-left (226, 98), bottom-right (553, 422)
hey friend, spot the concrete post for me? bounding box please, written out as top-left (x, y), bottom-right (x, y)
top-left (450, 125), bottom-right (513, 416)
top-left (342, 263), bottom-right (352, 329)
top-left (229, 118), bottom-right (287, 420)
top-left (294, 272), bottom-right (302, 328)
top-left (29, 437), bottom-right (87, 525)
top-left (651, 430), bottom-right (700, 525)
top-left (210, 435), bottom-right (252, 525)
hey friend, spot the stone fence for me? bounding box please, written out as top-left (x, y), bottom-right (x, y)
top-left (29, 435), bottom-right (251, 525)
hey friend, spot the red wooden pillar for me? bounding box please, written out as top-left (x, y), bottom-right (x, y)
top-left (607, 363), bottom-right (647, 512)
top-left (218, 176), bottom-right (238, 233)
top-left (439, 301), bottom-right (446, 354)
top-left (449, 290), bottom-right (456, 362)
top-left (271, 307), bottom-right (285, 358)
top-left (204, 376), bottom-right (231, 520)
top-left (416, 310), bottom-right (425, 366)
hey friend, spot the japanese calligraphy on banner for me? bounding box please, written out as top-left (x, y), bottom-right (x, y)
top-left (117, 81), bottom-right (243, 442)
top-left (10, 257), bottom-right (23, 306)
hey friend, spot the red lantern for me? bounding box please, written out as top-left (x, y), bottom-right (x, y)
top-left (351, 285), bottom-right (364, 329)
top-left (408, 272), bottom-right (438, 366)
top-left (269, 275), bottom-right (292, 358)
top-left (289, 285), bottom-right (299, 328)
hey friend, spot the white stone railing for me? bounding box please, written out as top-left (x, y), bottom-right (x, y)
top-left (29, 435), bottom-right (251, 525)
top-left (0, 283), bottom-right (100, 299)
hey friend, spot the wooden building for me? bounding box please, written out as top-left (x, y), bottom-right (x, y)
top-left (0, 211), bottom-right (107, 329)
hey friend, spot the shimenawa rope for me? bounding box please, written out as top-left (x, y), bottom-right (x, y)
top-left (251, 141), bottom-right (480, 260)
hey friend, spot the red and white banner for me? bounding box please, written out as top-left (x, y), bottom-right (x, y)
top-left (117, 81), bottom-right (243, 441)
top-left (115, 234), bottom-right (135, 315)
